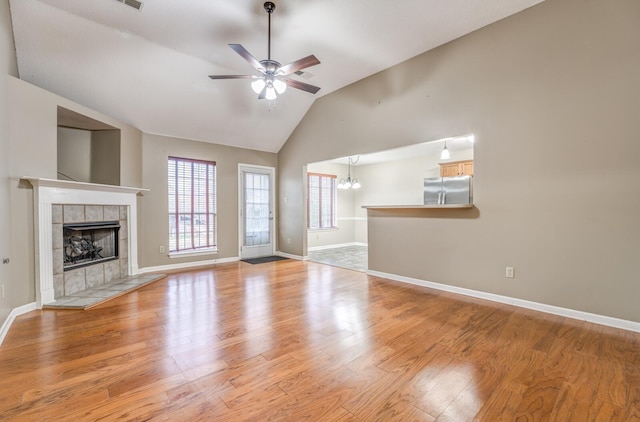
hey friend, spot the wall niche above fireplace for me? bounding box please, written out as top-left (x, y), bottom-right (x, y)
top-left (57, 106), bottom-right (121, 186)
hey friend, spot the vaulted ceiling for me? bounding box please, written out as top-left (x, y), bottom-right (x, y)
top-left (10, 0), bottom-right (544, 152)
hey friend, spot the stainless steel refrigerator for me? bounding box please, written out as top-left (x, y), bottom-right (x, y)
top-left (423, 175), bottom-right (473, 205)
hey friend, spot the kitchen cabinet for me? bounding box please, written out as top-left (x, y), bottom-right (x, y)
top-left (439, 160), bottom-right (474, 177)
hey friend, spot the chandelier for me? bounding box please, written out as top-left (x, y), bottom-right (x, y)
top-left (337, 157), bottom-right (361, 190)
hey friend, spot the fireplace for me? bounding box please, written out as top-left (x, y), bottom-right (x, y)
top-left (24, 177), bottom-right (147, 307)
top-left (52, 204), bottom-right (130, 298)
top-left (63, 221), bottom-right (120, 270)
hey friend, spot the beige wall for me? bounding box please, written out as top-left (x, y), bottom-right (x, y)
top-left (138, 133), bottom-right (277, 269)
top-left (279, 0), bottom-right (640, 322)
top-left (5, 77), bottom-right (142, 315)
top-left (57, 127), bottom-right (91, 182)
top-left (0, 0), bottom-right (17, 324)
top-left (91, 129), bottom-right (121, 185)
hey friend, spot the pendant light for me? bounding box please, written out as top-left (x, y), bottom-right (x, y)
top-left (440, 141), bottom-right (450, 160)
top-left (337, 157), bottom-right (361, 190)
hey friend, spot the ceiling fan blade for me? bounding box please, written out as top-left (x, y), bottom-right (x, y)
top-left (278, 55), bottom-right (320, 76)
top-left (283, 78), bottom-right (321, 94)
top-left (228, 44), bottom-right (264, 72)
top-left (208, 75), bottom-right (255, 79)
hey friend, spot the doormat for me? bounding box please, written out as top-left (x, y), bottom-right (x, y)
top-left (241, 256), bottom-right (289, 265)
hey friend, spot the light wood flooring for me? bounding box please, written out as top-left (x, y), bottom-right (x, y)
top-left (1, 260), bottom-right (639, 421)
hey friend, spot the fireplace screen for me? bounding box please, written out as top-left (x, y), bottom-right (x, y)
top-left (63, 221), bottom-right (120, 270)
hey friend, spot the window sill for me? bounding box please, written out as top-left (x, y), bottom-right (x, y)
top-left (168, 248), bottom-right (218, 259)
top-left (308, 227), bottom-right (339, 232)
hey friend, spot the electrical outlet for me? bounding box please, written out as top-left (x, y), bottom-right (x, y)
top-left (159, 246), bottom-right (165, 253)
top-left (505, 266), bottom-right (515, 278)
top-left (287, 238), bottom-right (291, 245)
top-left (1, 284), bottom-right (5, 299)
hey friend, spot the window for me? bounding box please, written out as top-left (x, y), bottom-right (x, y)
top-left (168, 157), bottom-right (217, 253)
top-left (308, 173), bottom-right (337, 230)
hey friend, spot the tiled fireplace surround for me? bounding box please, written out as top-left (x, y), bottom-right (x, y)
top-left (52, 204), bottom-right (129, 299)
top-left (24, 178), bottom-right (146, 307)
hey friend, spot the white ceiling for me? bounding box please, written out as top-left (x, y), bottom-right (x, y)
top-left (9, 0), bottom-right (544, 153)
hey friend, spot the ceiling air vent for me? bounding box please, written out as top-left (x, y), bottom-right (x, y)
top-left (115, 0), bottom-right (144, 11)
top-left (294, 70), bottom-right (314, 80)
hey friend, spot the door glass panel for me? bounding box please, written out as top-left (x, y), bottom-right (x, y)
top-left (244, 172), bottom-right (270, 247)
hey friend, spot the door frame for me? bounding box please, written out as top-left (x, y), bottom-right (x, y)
top-left (238, 164), bottom-right (276, 259)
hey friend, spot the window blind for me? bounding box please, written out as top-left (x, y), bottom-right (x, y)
top-left (168, 157), bottom-right (217, 252)
top-left (307, 173), bottom-right (337, 230)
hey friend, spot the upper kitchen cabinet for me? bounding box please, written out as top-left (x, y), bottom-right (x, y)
top-left (440, 160), bottom-right (474, 177)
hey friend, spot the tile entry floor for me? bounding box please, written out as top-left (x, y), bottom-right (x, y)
top-left (44, 273), bottom-right (167, 310)
top-left (307, 245), bottom-right (368, 272)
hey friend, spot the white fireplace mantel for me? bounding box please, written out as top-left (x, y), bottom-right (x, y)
top-left (23, 177), bottom-right (149, 307)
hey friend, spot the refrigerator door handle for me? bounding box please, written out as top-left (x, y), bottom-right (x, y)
top-left (437, 191), bottom-right (442, 205)
top-left (442, 191), bottom-right (446, 204)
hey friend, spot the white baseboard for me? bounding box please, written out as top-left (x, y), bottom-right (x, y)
top-left (276, 251), bottom-right (305, 261)
top-left (138, 256), bottom-right (239, 274)
top-left (308, 242), bottom-right (368, 252)
top-left (139, 252), bottom-right (307, 274)
top-left (0, 302), bottom-right (38, 347)
top-left (367, 270), bottom-right (640, 333)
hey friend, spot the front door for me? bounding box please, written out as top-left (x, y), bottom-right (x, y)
top-left (239, 165), bottom-right (275, 259)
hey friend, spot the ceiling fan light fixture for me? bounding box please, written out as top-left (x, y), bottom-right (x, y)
top-left (265, 84), bottom-right (277, 100)
top-left (273, 78), bottom-right (287, 94)
top-left (251, 78), bottom-right (266, 94)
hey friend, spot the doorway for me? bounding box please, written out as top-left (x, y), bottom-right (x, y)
top-left (239, 165), bottom-right (275, 259)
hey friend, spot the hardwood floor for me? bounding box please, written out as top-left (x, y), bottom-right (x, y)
top-left (1, 260), bottom-right (639, 421)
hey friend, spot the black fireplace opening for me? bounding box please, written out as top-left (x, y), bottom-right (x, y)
top-left (63, 221), bottom-right (120, 271)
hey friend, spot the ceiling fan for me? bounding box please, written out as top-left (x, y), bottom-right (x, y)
top-left (208, 1), bottom-right (321, 100)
